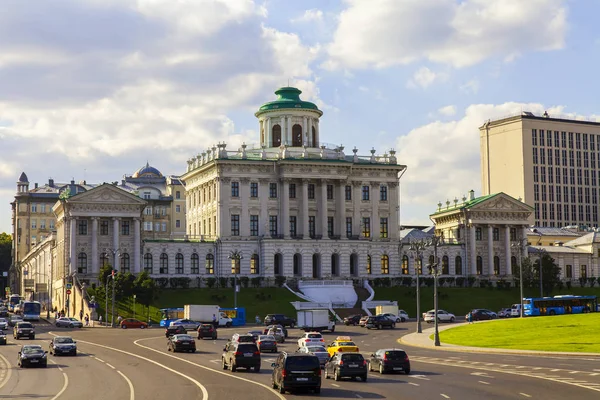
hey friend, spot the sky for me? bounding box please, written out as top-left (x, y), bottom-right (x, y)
top-left (0, 0), bottom-right (597, 233)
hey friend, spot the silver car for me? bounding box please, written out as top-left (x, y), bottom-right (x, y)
top-left (0, 318), bottom-right (8, 330)
top-left (298, 345), bottom-right (329, 368)
top-left (169, 319), bottom-right (200, 331)
top-left (55, 317), bottom-right (83, 328)
top-left (267, 327), bottom-right (285, 343)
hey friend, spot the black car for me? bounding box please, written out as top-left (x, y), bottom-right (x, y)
top-left (167, 334), bottom-right (196, 353)
top-left (222, 342), bottom-right (261, 372)
top-left (369, 349), bottom-right (410, 374)
top-left (231, 333), bottom-right (256, 343)
top-left (325, 352), bottom-right (368, 382)
top-left (49, 336), bottom-right (77, 356)
top-left (165, 325), bottom-right (187, 338)
top-left (0, 330), bottom-right (7, 345)
top-left (264, 314), bottom-right (296, 328)
top-left (197, 323), bottom-right (217, 340)
top-left (18, 345), bottom-right (48, 368)
top-left (0, 308), bottom-right (8, 317)
top-left (14, 322), bottom-right (35, 339)
top-left (467, 310), bottom-right (493, 321)
top-left (343, 314), bottom-right (362, 326)
top-left (271, 351), bottom-right (321, 394)
top-left (365, 315), bottom-right (395, 330)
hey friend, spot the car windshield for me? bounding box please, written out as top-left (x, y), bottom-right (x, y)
top-left (259, 335), bottom-right (275, 341)
top-left (55, 337), bottom-right (74, 344)
top-left (18, 323), bottom-right (33, 328)
top-left (175, 335), bottom-right (192, 340)
top-left (286, 356), bottom-right (320, 369)
top-left (307, 346), bottom-right (327, 352)
top-left (341, 354), bottom-right (364, 362)
top-left (23, 347), bottom-right (44, 355)
top-left (337, 342), bottom-right (356, 346)
top-left (307, 334), bottom-right (322, 338)
top-left (69, 318), bottom-right (79, 321)
top-left (237, 344), bottom-right (258, 352)
top-left (383, 351), bottom-right (407, 360)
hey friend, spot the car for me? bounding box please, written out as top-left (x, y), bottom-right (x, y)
top-left (0, 317), bottom-right (8, 330)
top-left (297, 332), bottom-right (325, 348)
top-left (55, 317), bottom-right (83, 328)
top-left (326, 336), bottom-right (359, 357)
top-left (510, 304), bottom-right (522, 317)
top-left (368, 349), bottom-right (410, 374)
top-left (263, 324), bottom-right (288, 338)
top-left (358, 315), bottom-right (370, 327)
top-left (9, 315), bottom-right (23, 327)
top-left (477, 309), bottom-right (498, 319)
top-left (222, 341), bottom-right (261, 372)
top-left (120, 318), bottom-right (148, 329)
top-left (197, 323), bottom-right (218, 340)
top-left (247, 330), bottom-right (263, 341)
top-left (257, 335), bottom-right (278, 353)
top-left (165, 325), bottom-right (187, 337)
top-left (231, 333), bottom-right (256, 343)
top-left (0, 330), bottom-right (7, 345)
top-left (49, 336), bottom-right (77, 356)
top-left (498, 308), bottom-right (512, 318)
top-left (365, 315), bottom-right (395, 330)
top-left (18, 345), bottom-right (48, 368)
top-left (170, 319), bottom-right (200, 331)
top-left (271, 351), bottom-right (321, 394)
top-left (325, 352), bottom-right (367, 382)
top-left (466, 309), bottom-right (493, 321)
top-left (14, 322), bottom-right (35, 339)
top-left (0, 307), bottom-right (8, 318)
top-left (167, 334), bottom-right (196, 353)
top-left (267, 327), bottom-right (285, 343)
top-left (423, 310), bottom-right (455, 323)
top-left (264, 314), bottom-right (296, 328)
top-left (343, 314), bottom-right (362, 326)
top-left (297, 345), bottom-right (329, 367)
top-left (380, 311), bottom-right (409, 323)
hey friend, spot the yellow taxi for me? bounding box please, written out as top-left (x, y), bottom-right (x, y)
top-left (326, 336), bottom-right (360, 357)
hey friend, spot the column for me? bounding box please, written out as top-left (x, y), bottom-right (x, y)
top-left (266, 117), bottom-right (271, 147)
top-left (320, 179), bottom-right (328, 239)
top-left (281, 179), bottom-right (290, 238)
top-left (69, 217), bottom-right (76, 275)
top-left (470, 225), bottom-right (477, 275)
top-left (259, 178), bottom-right (269, 236)
top-left (487, 224), bottom-right (494, 276)
top-left (303, 116), bottom-right (308, 145)
top-left (287, 115), bottom-right (292, 145)
top-left (215, 178), bottom-right (221, 237)
top-left (134, 218), bottom-right (141, 274)
top-left (112, 217), bottom-right (120, 270)
top-left (504, 225), bottom-right (512, 276)
top-left (521, 225), bottom-right (529, 259)
top-left (241, 178), bottom-right (250, 236)
top-left (337, 181), bottom-right (345, 237)
top-left (302, 179), bottom-right (310, 239)
top-left (91, 217), bottom-right (98, 274)
top-left (307, 118), bottom-right (313, 146)
top-left (353, 182), bottom-right (361, 237)
top-left (315, 119), bottom-right (319, 146)
top-left (370, 182), bottom-right (379, 240)
top-left (389, 183), bottom-right (399, 240)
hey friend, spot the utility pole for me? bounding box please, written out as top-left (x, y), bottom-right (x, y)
top-left (428, 235), bottom-right (443, 347)
top-left (408, 239), bottom-right (428, 334)
top-left (104, 247), bottom-right (120, 328)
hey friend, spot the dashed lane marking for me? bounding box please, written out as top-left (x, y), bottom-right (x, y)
top-left (409, 382), bottom-right (420, 387)
top-left (355, 394), bottom-right (363, 398)
top-left (331, 384), bottom-right (340, 387)
top-left (520, 393), bottom-right (532, 398)
top-left (0, 353), bottom-right (12, 391)
top-left (106, 363), bottom-right (116, 370)
top-left (441, 394), bottom-right (450, 399)
top-left (94, 357), bottom-right (105, 363)
top-left (117, 370), bottom-right (135, 400)
top-left (49, 360), bottom-right (69, 400)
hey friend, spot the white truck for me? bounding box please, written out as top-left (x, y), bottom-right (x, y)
top-left (297, 310), bottom-right (335, 333)
top-left (184, 305), bottom-right (233, 327)
top-left (375, 305), bottom-right (399, 316)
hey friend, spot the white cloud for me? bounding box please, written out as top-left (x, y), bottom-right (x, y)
top-left (460, 79), bottom-right (481, 94)
top-left (325, 0), bottom-right (567, 70)
top-left (292, 9), bottom-right (323, 23)
top-left (438, 105), bottom-right (457, 116)
top-left (406, 67), bottom-right (447, 89)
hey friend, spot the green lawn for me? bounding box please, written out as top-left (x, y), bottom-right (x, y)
top-left (437, 313), bottom-right (600, 353)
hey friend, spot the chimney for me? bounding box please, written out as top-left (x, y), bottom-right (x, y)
top-left (48, 178), bottom-right (54, 187)
top-left (469, 189), bottom-right (475, 201)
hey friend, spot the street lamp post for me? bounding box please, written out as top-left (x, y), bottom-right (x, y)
top-left (104, 248), bottom-right (121, 327)
top-left (408, 239), bottom-right (428, 334)
top-left (511, 237), bottom-right (528, 318)
top-left (427, 235), bottom-right (443, 347)
top-left (133, 294), bottom-right (137, 320)
top-left (105, 274), bottom-right (112, 327)
top-left (228, 250), bottom-right (243, 309)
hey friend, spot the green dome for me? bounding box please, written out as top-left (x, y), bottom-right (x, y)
top-left (256, 87), bottom-right (321, 115)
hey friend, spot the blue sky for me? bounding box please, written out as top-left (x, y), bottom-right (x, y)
top-left (0, 0), bottom-right (596, 233)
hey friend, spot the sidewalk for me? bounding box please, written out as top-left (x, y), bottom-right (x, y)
top-left (400, 323), bottom-right (600, 357)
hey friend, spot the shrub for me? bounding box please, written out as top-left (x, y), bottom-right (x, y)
top-left (240, 276), bottom-right (250, 288)
top-left (402, 277), bottom-right (413, 287)
top-left (275, 276), bottom-right (286, 287)
top-left (229, 277), bottom-right (236, 289)
top-left (579, 277), bottom-right (587, 287)
top-left (455, 277), bottom-right (465, 287)
top-left (479, 279), bottom-right (488, 288)
top-left (205, 277), bottom-right (217, 289)
top-left (218, 277), bottom-right (228, 288)
top-left (588, 277), bottom-right (597, 288)
top-left (154, 278), bottom-right (169, 289)
top-left (467, 277), bottom-right (476, 288)
top-left (381, 277), bottom-right (391, 287)
top-left (250, 277), bottom-right (263, 288)
top-left (566, 280), bottom-right (572, 289)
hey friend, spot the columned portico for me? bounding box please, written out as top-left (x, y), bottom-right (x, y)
top-left (302, 179), bottom-right (310, 239)
top-left (91, 217), bottom-right (98, 274)
top-left (134, 218), bottom-right (141, 273)
top-left (113, 217), bottom-right (120, 270)
top-left (470, 225), bottom-right (477, 275)
top-left (69, 217), bottom-right (76, 275)
top-left (320, 180), bottom-right (328, 239)
top-left (504, 225), bottom-right (512, 276)
top-left (487, 224), bottom-right (494, 275)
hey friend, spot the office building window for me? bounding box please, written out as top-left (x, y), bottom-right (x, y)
top-left (475, 227), bottom-right (482, 241)
top-left (121, 221), bottom-right (130, 236)
top-left (190, 253), bottom-right (199, 274)
top-left (565, 264), bottom-right (572, 278)
top-left (231, 215), bottom-right (240, 236)
top-left (176, 220), bottom-right (181, 228)
top-left (362, 185), bottom-right (370, 201)
top-left (231, 182), bottom-right (239, 197)
top-left (144, 253), bottom-right (153, 273)
top-left (176, 191), bottom-right (181, 199)
top-left (345, 185), bottom-right (352, 200)
top-left (250, 254), bottom-right (259, 274)
top-left (362, 217), bottom-right (371, 238)
top-left (269, 183), bottom-right (277, 198)
top-left (381, 255), bottom-right (389, 275)
top-left (250, 215), bottom-right (259, 236)
top-left (250, 182), bottom-right (258, 198)
top-left (77, 253), bottom-right (87, 274)
top-left (290, 216), bottom-right (297, 237)
top-left (533, 148), bottom-right (538, 164)
top-left (366, 255), bottom-right (372, 275)
top-left (175, 253), bottom-right (184, 274)
top-left (492, 227), bottom-right (499, 241)
top-left (327, 216), bottom-right (334, 237)
top-left (78, 220), bottom-right (88, 235)
top-left (568, 132), bottom-right (574, 148)
top-left (160, 253), bottom-right (168, 274)
top-left (532, 129), bottom-right (537, 145)
top-left (289, 183), bottom-right (296, 199)
top-left (380, 185), bottom-right (388, 201)
top-left (269, 215), bottom-right (278, 236)
top-left (346, 217), bottom-right (352, 238)
top-left (308, 184), bottom-right (315, 199)
top-left (580, 265), bottom-right (587, 279)
top-left (327, 184), bottom-right (333, 200)
top-left (100, 221), bottom-right (108, 235)
top-left (121, 253), bottom-right (130, 273)
top-left (309, 216), bottom-right (316, 237)
top-left (380, 217), bottom-right (388, 238)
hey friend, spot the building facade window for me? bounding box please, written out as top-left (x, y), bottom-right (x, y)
top-left (250, 254), bottom-right (259, 274)
top-left (206, 254), bottom-right (214, 274)
top-left (493, 256), bottom-right (500, 275)
top-left (290, 216), bottom-right (297, 237)
top-left (442, 255), bottom-right (449, 274)
top-left (31, 220), bottom-right (37, 229)
top-left (327, 216), bottom-right (334, 237)
top-left (250, 182), bottom-right (258, 198)
top-left (250, 215), bottom-right (259, 236)
top-left (362, 217), bottom-right (370, 238)
top-left (231, 182), bottom-right (239, 197)
top-left (308, 184), bottom-right (315, 199)
top-left (580, 265), bottom-right (587, 279)
top-left (380, 217), bottom-right (388, 239)
top-left (122, 221), bottom-right (130, 236)
top-left (327, 184), bottom-right (333, 200)
top-left (345, 185), bottom-right (352, 201)
top-left (269, 183), bottom-right (278, 198)
top-left (144, 253), bottom-right (153, 273)
top-left (493, 227), bottom-right (499, 241)
top-left (309, 216), bottom-right (316, 237)
top-left (191, 253), bottom-right (199, 274)
top-left (174, 253), bottom-right (183, 274)
top-left (289, 183), bottom-right (296, 199)
top-left (77, 253), bottom-right (87, 274)
top-left (381, 255), bottom-right (389, 274)
top-left (476, 256), bottom-right (483, 275)
top-left (366, 255), bottom-right (372, 275)
top-left (380, 185), bottom-right (388, 201)
top-left (346, 217), bottom-right (352, 238)
top-left (269, 215), bottom-right (278, 236)
top-left (100, 253), bottom-right (109, 267)
top-left (78, 220), bottom-right (88, 235)
top-left (362, 185), bottom-right (370, 201)
top-left (100, 221), bottom-right (108, 235)
top-left (565, 264), bottom-right (572, 278)
top-left (160, 253), bottom-right (168, 274)
top-left (455, 256), bottom-right (462, 275)
top-left (475, 227), bottom-right (482, 241)
top-left (231, 214), bottom-right (240, 236)
top-left (402, 255), bottom-right (409, 275)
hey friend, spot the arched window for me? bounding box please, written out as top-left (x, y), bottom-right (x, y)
top-left (100, 253), bottom-right (109, 268)
top-left (292, 124), bottom-right (302, 146)
top-left (455, 256), bottom-right (462, 276)
top-left (312, 254), bottom-right (321, 278)
top-left (77, 253), bottom-right (87, 274)
top-left (121, 253), bottom-right (130, 273)
top-left (366, 255), bottom-right (372, 274)
top-left (428, 255), bottom-right (435, 270)
top-left (493, 256), bottom-right (500, 275)
top-left (416, 256), bottom-right (423, 274)
top-left (160, 253), bottom-right (168, 274)
top-left (402, 255), bottom-right (409, 275)
top-left (205, 254), bottom-right (214, 274)
top-left (144, 253), bottom-right (153, 273)
top-left (175, 253), bottom-right (184, 274)
top-left (274, 254), bottom-right (282, 275)
top-left (442, 255), bottom-right (449, 275)
top-left (511, 256), bottom-right (517, 275)
top-left (476, 256), bottom-right (483, 275)
top-left (293, 254), bottom-right (302, 276)
top-left (231, 255), bottom-right (240, 275)
top-left (272, 124), bottom-right (282, 147)
top-left (331, 254), bottom-right (339, 276)
top-left (311, 126), bottom-right (317, 147)
top-left (381, 255), bottom-right (389, 274)
top-left (250, 254), bottom-right (259, 274)
top-left (191, 253), bottom-right (199, 274)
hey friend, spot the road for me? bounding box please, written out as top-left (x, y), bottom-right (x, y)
top-left (1, 320), bottom-right (599, 399)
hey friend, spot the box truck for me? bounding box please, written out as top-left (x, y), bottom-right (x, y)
top-left (375, 305), bottom-right (399, 316)
top-left (184, 305), bottom-right (233, 327)
top-left (297, 310), bottom-right (335, 333)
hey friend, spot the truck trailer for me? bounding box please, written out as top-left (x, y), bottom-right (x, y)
top-left (184, 305), bottom-right (233, 327)
top-left (297, 309), bottom-right (335, 333)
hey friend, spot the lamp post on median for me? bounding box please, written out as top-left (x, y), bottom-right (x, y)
top-left (228, 250), bottom-right (243, 309)
top-left (104, 247), bottom-right (121, 327)
top-left (427, 235), bottom-right (443, 347)
top-left (408, 239), bottom-right (428, 334)
top-left (511, 237), bottom-right (528, 318)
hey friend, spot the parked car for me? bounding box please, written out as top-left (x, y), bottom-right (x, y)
top-left (497, 308), bottom-right (512, 318)
top-left (325, 352), bottom-right (368, 382)
top-left (165, 325), bottom-right (187, 338)
top-left (0, 318), bottom-right (8, 330)
top-left (423, 310), bottom-right (455, 323)
top-left (297, 345), bottom-right (329, 367)
top-left (14, 322), bottom-right (35, 339)
top-left (477, 309), bottom-right (498, 319)
top-left (267, 327), bottom-right (285, 343)
top-left (358, 316), bottom-right (370, 327)
top-left (369, 349), bottom-right (410, 374)
top-left (49, 336), bottom-right (77, 356)
top-left (197, 323), bottom-right (218, 340)
top-left (297, 332), bottom-right (325, 348)
top-left (467, 310), bottom-right (494, 321)
top-left (343, 314), bottom-right (362, 326)
top-left (257, 335), bottom-right (278, 353)
top-left (510, 304), bottom-right (522, 317)
top-left (0, 330), bottom-right (7, 345)
top-left (167, 334), bottom-right (196, 353)
top-left (264, 314), bottom-right (296, 328)
top-left (271, 351), bottom-right (321, 394)
top-left (17, 345), bottom-right (48, 368)
top-left (231, 333), bottom-right (256, 343)
top-left (170, 319), bottom-right (200, 331)
top-left (120, 318), bottom-right (148, 329)
top-left (55, 317), bottom-right (83, 328)
top-left (263, 324), bottom-right (288, 338)
top-left (365, 315), bottom-right (395, 330)
top-left (222, 342), bottom-right (261, 372)
top-left (380, 311), bottom-right (409, 323)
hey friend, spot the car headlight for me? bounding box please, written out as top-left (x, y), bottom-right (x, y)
top-left (42, 354), bottom-right (47, 358)
top-left (17, 330), bottom-right (22, 333)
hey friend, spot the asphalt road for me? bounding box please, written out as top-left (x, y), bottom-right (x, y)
top-left (1, 320), bottom-right (600, 399)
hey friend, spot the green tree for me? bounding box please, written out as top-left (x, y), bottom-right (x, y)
top-left (520, 257), bottom-right (536, 288)
top-left (0, 233), bottom-right (11, 294)
top-left (133, 271), bottom-right (159, 308)
top-left (115, 272), bottom-right (136, 300)
top-left (533, 253), bottom-right (561, 296)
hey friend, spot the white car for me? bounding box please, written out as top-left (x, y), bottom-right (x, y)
top-left (297, 332), bottom-right (325, 348)
top-left (0, 318), bottom-right (8, 330)
top-left (423, 310), bottom-right (455, 323)
top-left (380, 310), bottom-right (409, 323)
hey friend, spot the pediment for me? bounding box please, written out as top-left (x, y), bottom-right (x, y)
top-left (469, 193), bottom-right (533, 213)
top-left (68, 184), bottom-right (147, 205)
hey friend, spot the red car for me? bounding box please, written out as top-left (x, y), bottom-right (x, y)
top-left (120, 318), bottom-right (148, 329)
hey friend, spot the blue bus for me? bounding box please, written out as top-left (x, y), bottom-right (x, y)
top-left (8, 294), bottom-right (21, 312)
top-left (159, 307), bottom-right (184, 327)
top-left (22, 301), bottom-right (42, 321)
top-left (523, 295), bottom-right (598, 316)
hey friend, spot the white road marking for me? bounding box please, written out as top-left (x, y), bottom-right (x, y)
top-left (533, 367), bottom-right (543, 370)
top-left (515, 366), bottom-right (526, 369)
top-left (0, 354), bottom-right (12, 391)
top-left (409, 382), bottom-right (420, 387)
top-left (478, 381), bottom-right (490, 385)
top-left (520, 393), bottom-right (532, 398)
top-left (94, 357), bottom-right (105, 363)
top-left (590, 373), bottom-right (600, 376)
top-left (441, 394), bottom-right (450, 399)
top-left (106, 363), bottom-right (116, 370)
top-left (355, 394), bottom-right (363, 398)
top-left (569, 371), bottom-right (580, 374)
top-left (49, 360), bottom-right (69, 400)
top-left (331, 384), bottom-right (340, 387)
top-left (551, 369), bottom-right (561, 372)
top-left (593, 369), bottom-right (600, 372)
top-left (117, 370), bottom-right (135, 400)
top-left (471, 372), bottom-right (494, 378)
top-left (410, 375), bottom-right (431, 380)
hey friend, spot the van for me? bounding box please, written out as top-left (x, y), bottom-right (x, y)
top-left (510, 304), bottom-right (521, 317)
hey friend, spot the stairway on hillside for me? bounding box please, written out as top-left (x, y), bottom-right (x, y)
top-left (354, 287), bottom-right (371, 308)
